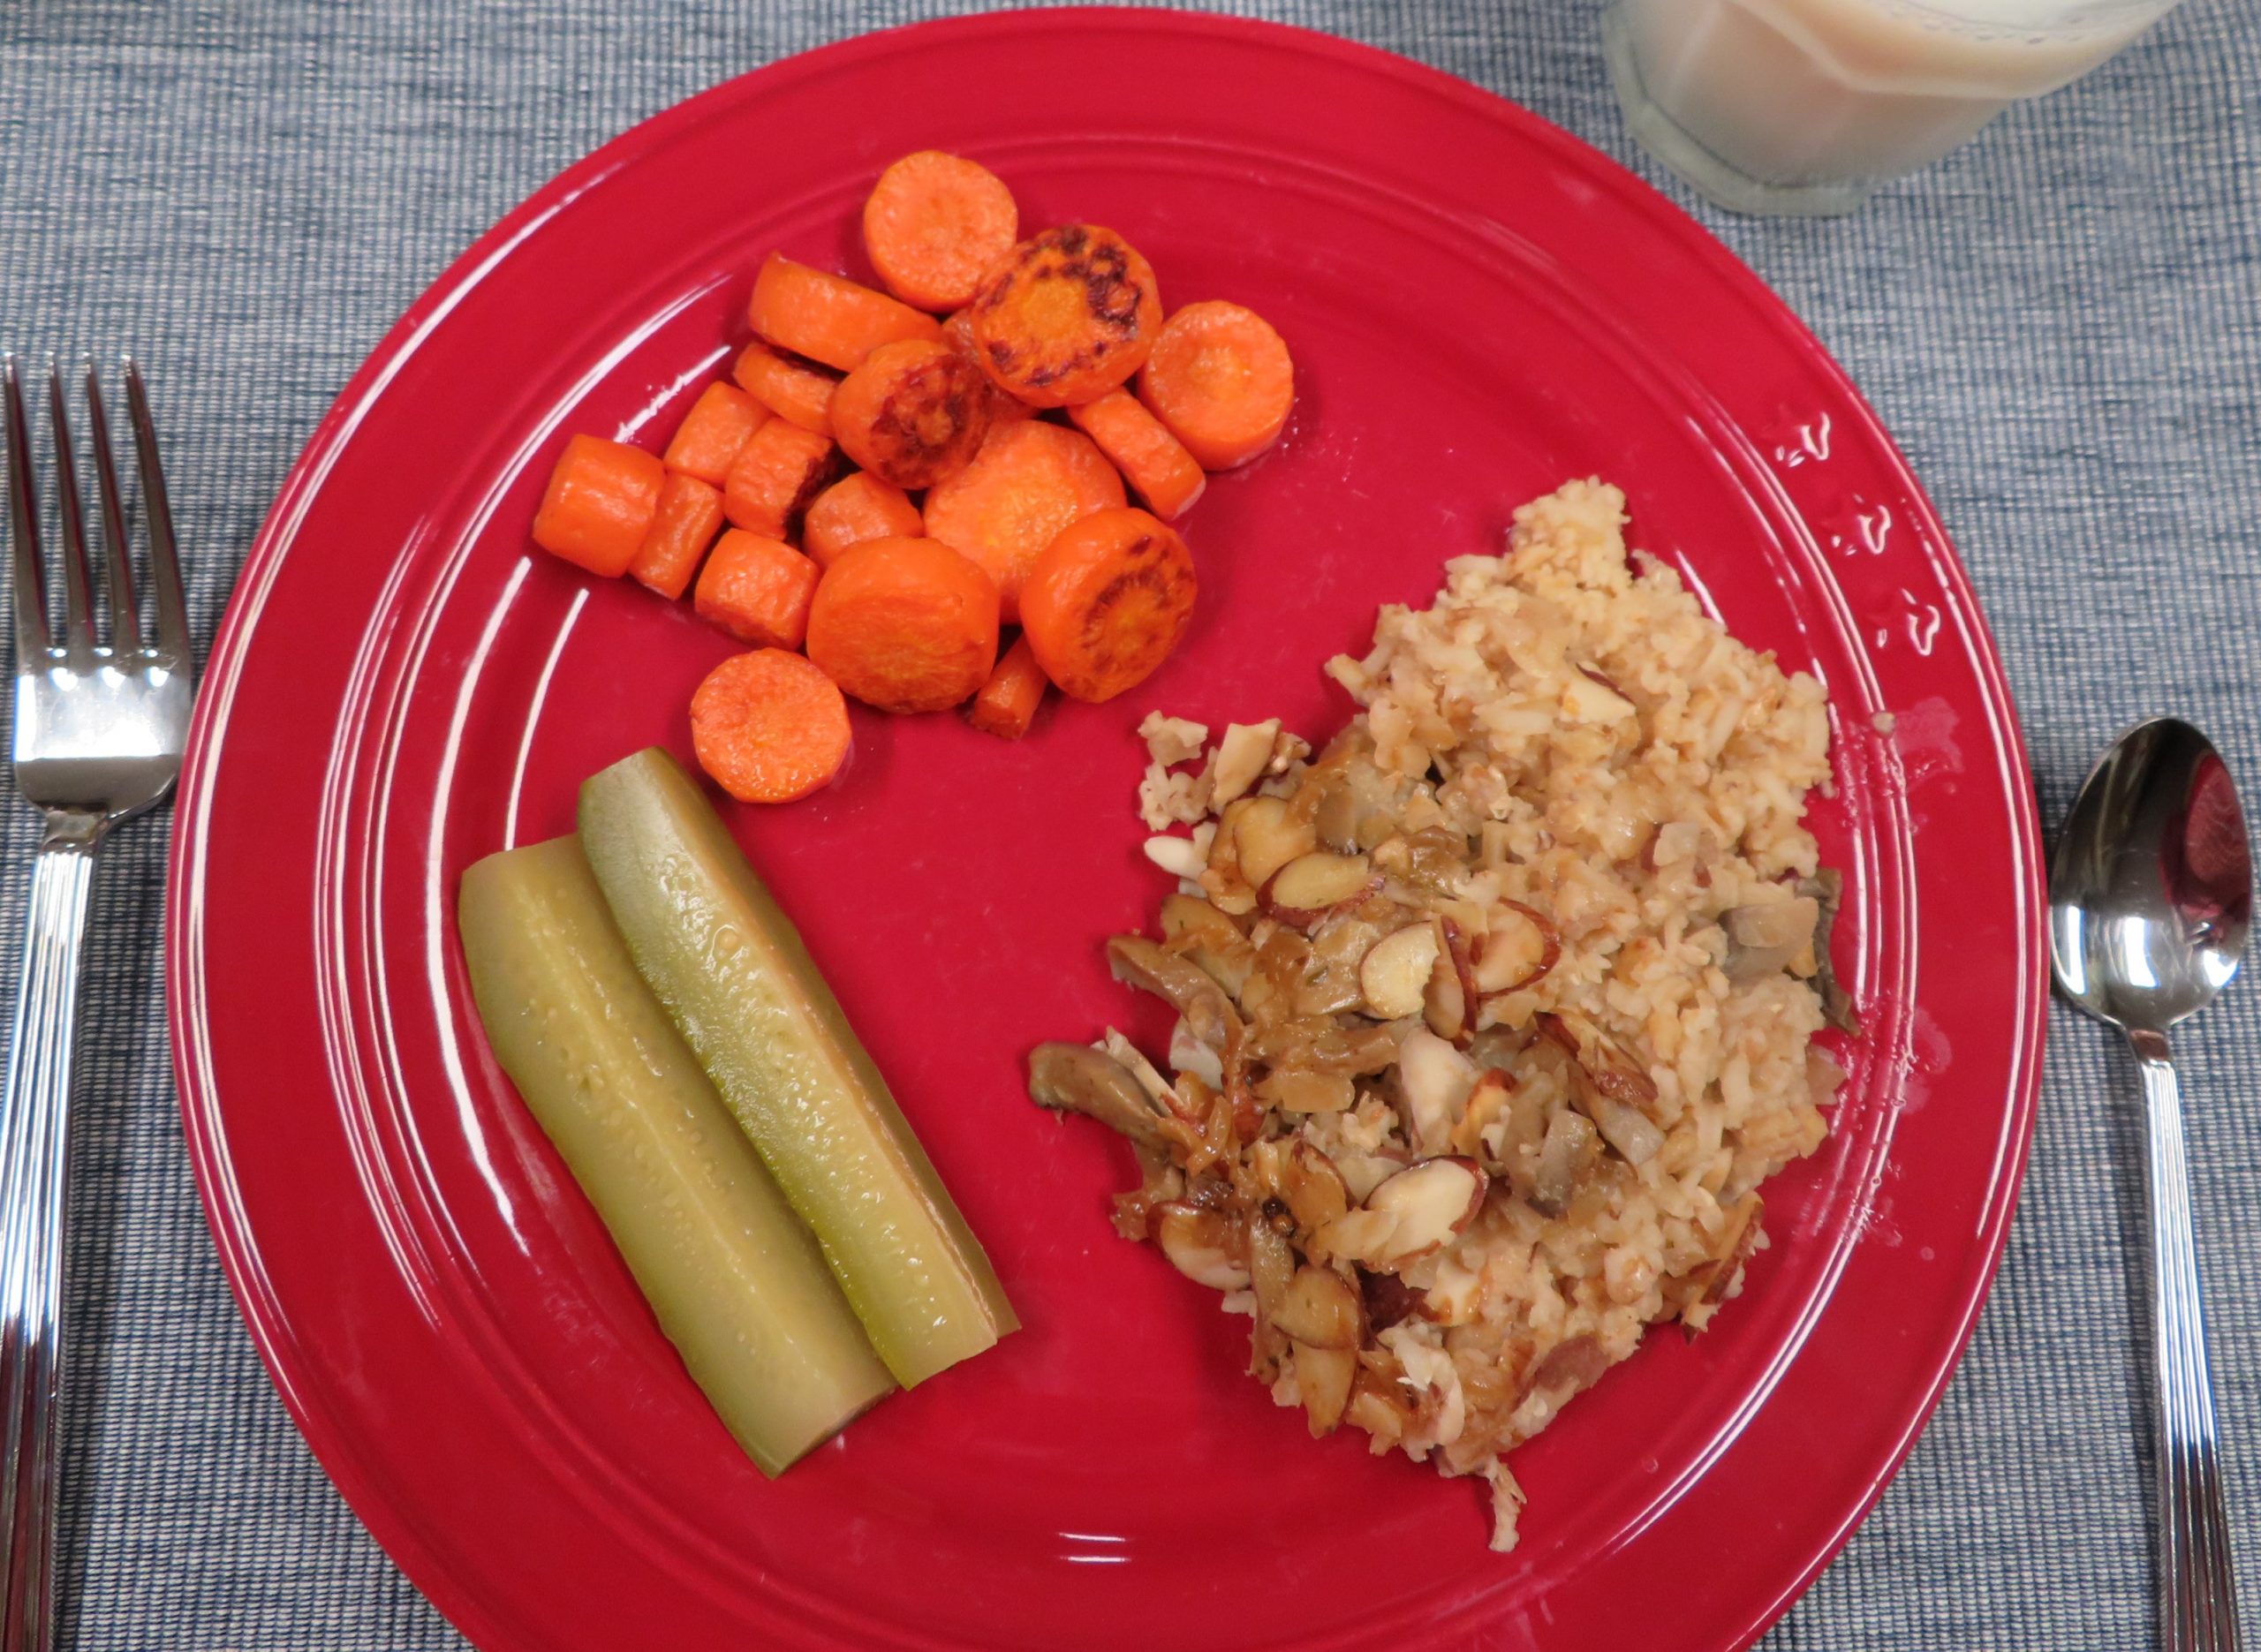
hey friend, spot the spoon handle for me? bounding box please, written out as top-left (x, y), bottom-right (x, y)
top-left (2132, 1031), bottom-right (2243, 1652)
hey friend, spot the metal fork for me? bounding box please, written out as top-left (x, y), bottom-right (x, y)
top-left (0, 354), bottom-right (193, 1651)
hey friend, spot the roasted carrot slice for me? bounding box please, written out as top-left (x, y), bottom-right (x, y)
top-left (966, 224), bottom-right (1163, 409)
top-left (722, 419), bottom-right (839, 539)
top-left (532, 434), bottom-right (665, 577)
top-left (629, 472), bottom-right (725, 600)
top-left (1019, 507), bottom-right (1196, 704)
top-left (831, 338), bottom-right (991, 491)
top-left (747, 254), bottom-right (943, 374)
top-left (966, 634), bottom-right (1047, 740)
top-left (920, 421), bottom-right (1124, 624)
top-left (696, 530), bottom-right (822, 652)
top-left (944, 309), bottom-right (1032, 426)
top-left (1138, 300), bottom-right (1295, 470)
top-left (861, 151), bottom-right (1019, 313)
top-left (732, 342), bottom-right (840, 437)
top-left (805, 537), bottom-right (999, 714)
top-left (1065, 389), bottom-right (1206, 520)
top-left (662, 383), bottom-right (765, 486)
top-left (804, 472), bottom-right (924, 570)
top-left (690, 648), bottom-right (851, 805)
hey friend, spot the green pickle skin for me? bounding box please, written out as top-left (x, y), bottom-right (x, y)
top-left (578, 748), bottom-right (1018, 1388)
top-left (458, 835), bottom-right (893, 1474)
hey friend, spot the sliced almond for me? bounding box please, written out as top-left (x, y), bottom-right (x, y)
top-left (1154, 1203), bottom-right (1247, 1291)
top-left (1561, 668), bottom-right (1635, 724)
top-left (1233, 796), bottom-right (1317, 893)
top-left (1475, 900), bottom-right (1561, 994)
top-left (1207, 719), bottom-right (1282, 810)
top-left (1262, 851), bottom-right (1377, 930)
top-left (1143, 834), bottom-right (1208, 879)
top-left (1271, 1264), bottom-right (1364, 1350)
top-left (1308, 1206), bottom-right (1400, 1267)
top-left (1245, 1211), bottom-right (1297, 1320)
top-left (1358, 924), bottom-right (1441, 1021)
top-left (1364, 1158), bottom-right (1487, 1270)
top-left (1157, 891), bottom-right (1256, 996)
top-left (1420, 1256), bottom-right (1484, 1326)
top-left (1255, 1068), bottom-right (1354, 1114)
top-left (1280, 1139), bottom-right (1351, 1233)
top-left (1394, 1028), bottom-right (1478, 1157)
top-left (1293, 1341), bottom-right (1357, 1437)
top-left (1168, 1018), bottom-right (1224, 1089)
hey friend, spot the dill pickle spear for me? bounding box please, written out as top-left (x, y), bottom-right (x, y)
top-left (458, 835), bottom-right (893, 1473)
top-left (578, 748), bottom-right (1018, 1387)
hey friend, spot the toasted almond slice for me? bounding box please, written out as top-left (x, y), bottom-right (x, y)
top-left (1270, 1264), bottom-right (1364, 1350)
top-left (1475, 900), bottom-right (1560, 994)
top-left (1359, 923), bottom-right (1441, 1021)
top-left (1207, 720), bottom-right (1283, 810)
top-left (1394, 1028), bottom-right (1478, 1157)
top-left (1154, 1203), bottom-right (1248, 1291)
top-left (1255, 1068), bottom-right (1355, 1114)
top-left (1262, 852), bottom-right (1377, 930)
top-left (1293, 1340), bottom-right (1357, 1437)
top-left (1309, 1206), bottom-right (1399, 1266)
top-left (1143, 834), bottom-right (1207, 879)
top-left (1234, 795), bottom-right (1317, 893)
top-left (1365, 1157), bottom-right (1487, 1270)
top-left (1281, 1139), bottom-right (1351, 1232)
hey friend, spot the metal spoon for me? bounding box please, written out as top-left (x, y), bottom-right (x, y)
top-left (2052, 717), bottom-right (2251, 1652)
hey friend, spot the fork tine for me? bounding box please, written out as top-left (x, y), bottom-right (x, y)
top-left (42, 360), bottom-right (96, 658)
top-left (121, 359), bottom-right (187, 662)
top-left (80, 366), bottom-right (139, 657)
top-left (2, 357), bottom-right (47, 660)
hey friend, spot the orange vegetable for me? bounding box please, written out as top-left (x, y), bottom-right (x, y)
top-left (1065, 389), bottom-right (1206, 520)
top-left (830, 338), bottom-right (991, 491)
top-left (695, 530), bottom-right (822, 651)
top-left (732, 342), bottom-right (840, 437)
top-left (1019, 507), bottom-right (1196, 704)
top-left (531, 434), bottom-right (665, 577)
top-left (944, 310), bottom-right (1032, 426)
top-left (722, 419), bottom-right (839, 539)
top-left (921, 421), bottom-right (1124, 623)
top-left (966, 224), bottom-right (1163, 409)
top-left (746, 254), bottom-right (943, 374)
top-left (804, 472), bottom-right (924, 570)
top-left (805, 537), bottom-right (999, 714)
top-left (690, 648), bottom-right (851, 805)
top-left (1138, 300), bottom-right (1295, 470)
top-left (628, 472), bottom-right (725, 600)
top-left (861, 150), bottom-right (1020, 313)
top-left (662, 383), bottom-right (764, 486)
top-left (966, 635), bottom-right (1047, 741)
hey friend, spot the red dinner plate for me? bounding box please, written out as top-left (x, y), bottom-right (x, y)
top-left (167, 11), bottom-right (2045, 1650)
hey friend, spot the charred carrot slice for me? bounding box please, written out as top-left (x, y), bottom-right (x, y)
top-left (696, 530), bottom-right (821, 652)
top-left (629, 472), bottom-right (725, 600)
top-left (747, 254), bottom-right (943, 374)
top-left (861, 151), bottom-right (1019, 313)
top-left (689, 649), bottom-right (852, 805)
top-left (1138, 300), bottom-right (1295, 470)
top-left (804, 472), bottom-right (924, 570)
top-left (966, 635), bottom-right (1047, 740)
top-left (662, 383), bottom-right (765, 486)
top-left (532, 434), bottom-right (665, 577)
top-left (1065, 389), bottom-right (1206, 520)
top-left (966, 224), bottom-right (1162, 409)
top-left (831, 338), bottom-right (991, 491)
top-left (733, 342), bottom-right (840, 437)
top-left (805, 537), bottom-right (999, 714)
top-left (920, 421), bottom-right (1124, 624)
top-left (1020, 507), bottom-right (1196, 704)
top-left (944, 309), bottom-right (1032, 426)
top-left (722, 419), bottom-right (839, 539)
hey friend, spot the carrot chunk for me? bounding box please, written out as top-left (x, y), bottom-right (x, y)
top-left (690, 648), bottom-right (851, 805)
top-left (966, 635), bottom-right (1048, 740)
top-left (732, 342), bottom-right (840, 436)
top-left (1019, 507), bottom-right (1196, 704)
top-left (695, 530), bottom-right (821, 651)
top-left (831, 338), bottom-right (991, 491)
top-left (920, 421), bottom-right (1124, 623)
top-left (662, 383), bottom-right (764, 486)
top-left (966, 224), bottom-right (1163, 409)
top-left (944, 309), bottom-right (1032, 426)
top-left (722, 419), bottom-right (839, 539)
top-left (1065, 389), bottom-right (1206, 520)
top-left (628, 472), bottom-right (725, 600)
top-left (1138, 300), bottom-right (1295, 470)
top-left (804, 472), bottom-right (924, 570)
top-left (747, 254), bottom-right (943, 373)
top-left (531, 434), bottom-right (665, 577)
top-left (861, 151), bottom-right (1020, 313)
top-left (805, 537), bottom-right (999, 714)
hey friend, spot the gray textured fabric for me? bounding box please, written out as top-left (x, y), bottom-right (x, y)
top-left (0, 0), bottom-right (2256, 1646)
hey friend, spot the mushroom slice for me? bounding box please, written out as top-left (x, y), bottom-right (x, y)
top-left (1530, 1105), bottom-right (1601, 1216)
top-left (1280, 1139), bottom-right (1351, 1233)
top-left (1154, 1203), bottom-right (1248, 1291)
top-left (1720, 895), bottom-right (1820, 982)
top-left (1256, 1068), bottom-right (1355, 1114)
top-left (1026, 1042), bottom-right (1165, 1147)
top-left (1271, 1264), bottom-right (1365, 1350)
top-left (1294, 1341), bottom-right (1358, 1437)
top-left (1108, 935), bottom-right (1244, 1056)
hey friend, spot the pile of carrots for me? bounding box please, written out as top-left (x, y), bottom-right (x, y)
top-left (530, 150), bottom-right (1296, 804)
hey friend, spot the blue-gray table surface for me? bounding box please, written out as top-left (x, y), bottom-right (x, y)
top-left (3, 1), bottom-right (2257, 1647)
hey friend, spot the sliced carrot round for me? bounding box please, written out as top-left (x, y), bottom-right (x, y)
top-left (694, 530), bottom-right (820, 652)
top-left (1020, 507), bottom-right (1197, 704)
top-left (722, 419), bottom-right (839, 540)
top-left (805, 537), bottom-right (1000, 714)
top-left (966, 224), bottom-right (1163, 409)
top-left (532, 435), bottom-right (665, 577)
top-left (732, 342), bottom-right (839, 436)
top-left (921, 421), bottom-right (1124, 624)
top-left (944, 308), bottom-right (1033, 427)
top-left (1066, 388), bottom-right (1206, 520)
top-left (862, 151), bottom-right (1019, 313)
top-left (1138, 300), bottom-right (1295, 470)
top-left (831, 338), bottom-right (992, 491)
top-left (804, 472), bottom-right (924, 570)
top-left (690, 648), bottom-right (851, 805)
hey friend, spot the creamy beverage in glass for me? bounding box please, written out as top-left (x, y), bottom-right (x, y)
top-left (1603, 0), bottom-right (2185, 216)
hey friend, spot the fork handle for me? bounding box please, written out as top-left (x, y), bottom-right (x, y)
top-left (2131, 1030), bottom-right (2245, 1652)
top-left (0, 833), bottom-right (97, 1652)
